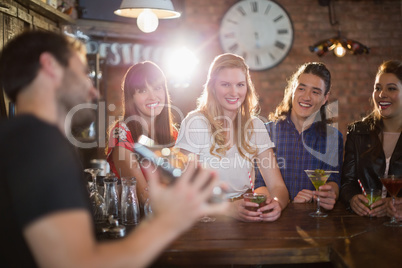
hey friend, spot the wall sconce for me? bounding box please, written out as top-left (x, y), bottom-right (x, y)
top-left (309, 32), bottom-right (370, 57)
top-left (310, 0), bottom-right (369, 57)
top-left (114, 0), bottom-right (181, 33)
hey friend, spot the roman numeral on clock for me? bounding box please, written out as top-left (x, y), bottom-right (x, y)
top-left (227, 19), bottom-right (238, 25)
top-left (237, 6), bottom-right (246, 16)
top-left (275, 41), bottom-right (286, 50)
top-left (224, 32), bottom-right (235, 38)
top-left (255, 55), bottom-right (261, 65)
top-left (264, 4), bottom-right (271, 15)
top-left (229, 43), bottom-right (239, 53)
top-left (251, 1), bottom-right (258, 12)
top-left (274, 15), bottom-right (283, 22)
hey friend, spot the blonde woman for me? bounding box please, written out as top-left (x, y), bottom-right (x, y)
top-left (175, 53), bottom-right (289, 222)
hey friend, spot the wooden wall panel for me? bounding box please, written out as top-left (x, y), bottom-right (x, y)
top-left (0, 0), bottom-right (71, 118)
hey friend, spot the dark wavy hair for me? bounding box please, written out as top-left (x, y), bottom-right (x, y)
top-left (358, 60), bottom-right (402, 157)
top-left (269, 62), bottom-right (332, 133)
top-left (106, 61), bottom-right (175, 154)
top-left (0, 30), bottom-right (84, 102)
top-left (363, 60), bottom-right (402, 130)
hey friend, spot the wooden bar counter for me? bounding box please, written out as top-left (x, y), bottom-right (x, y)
top-left (149, 202), bottom-right (401, 267)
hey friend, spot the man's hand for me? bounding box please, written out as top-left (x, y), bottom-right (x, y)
top-left (313, 184), bottom-right (337, 210)
top-left (144, 158), bottom-right (228, 233)
top-left (293, 189), bottom-right (314, 203)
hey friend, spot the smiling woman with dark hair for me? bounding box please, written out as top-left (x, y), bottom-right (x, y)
top-left (340, 60), bottom-right (402, 218)
top-left (106, 61), bottom-right (177, 206)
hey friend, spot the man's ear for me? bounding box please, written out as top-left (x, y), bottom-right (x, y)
top-left (38, 52), bottom-right (63, 82)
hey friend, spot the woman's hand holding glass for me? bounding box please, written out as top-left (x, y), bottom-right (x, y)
top-left (350, 194), bottom-right (373, 216)
top-left (229, 196), bottom-right (281, 222)
top-left (350, 194), bottom-right (387, 217)
top-left (368, 198), bottom-right (388, 217)
top-left (387, 197), bottom-right (402, 221)
top-left (229, 199), bottom-right (261, 222)
top-left (258, 197), bottom-right (282, 222)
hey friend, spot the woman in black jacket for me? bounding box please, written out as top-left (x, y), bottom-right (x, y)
top-left (340, 60), bottom-right (402, 217)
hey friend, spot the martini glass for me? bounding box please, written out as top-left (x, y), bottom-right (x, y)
top-left (305, 170), bottom-right (339, 218)
top-left (84, 168), bottom-right (106, 223)
top-left (380, 175), bottom-right (402, 227)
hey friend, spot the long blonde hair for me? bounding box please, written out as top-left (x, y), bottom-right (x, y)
top-left (196, 53), bottom-right (259, 161)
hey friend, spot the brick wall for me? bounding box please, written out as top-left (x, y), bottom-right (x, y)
top-left (171, 0), bottom-right (402, 139)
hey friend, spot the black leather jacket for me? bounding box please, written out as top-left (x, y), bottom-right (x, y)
top-left (340, 120), bottom-right (402, 210)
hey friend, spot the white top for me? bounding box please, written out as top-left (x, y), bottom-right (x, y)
top-left (382, 132), bottom-right (400, 198)
top-left (383, 132), bottom-right (401, 160)
top-left (175, 112), bottom-right (274, 198)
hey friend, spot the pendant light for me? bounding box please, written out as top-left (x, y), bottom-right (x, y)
top-left (309, 0), bottom-right (369, 57)
top-left (114, 0), bottom-right (181, 33)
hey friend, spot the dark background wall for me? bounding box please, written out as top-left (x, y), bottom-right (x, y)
top-left (1, 0), bottom-right (401, 162)
top-left (95, 0), bottom-right (402, 145)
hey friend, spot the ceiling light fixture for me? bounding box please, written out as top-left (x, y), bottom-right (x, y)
top-left (309, 0), bottom-right (369, 57)
top-left (114, 0), bottom-right (181, 33)
top-left (309, 31), bottom-right (369, 57)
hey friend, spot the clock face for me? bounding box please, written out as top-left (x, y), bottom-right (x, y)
top-left (219, 0), bottom-right (294, 71)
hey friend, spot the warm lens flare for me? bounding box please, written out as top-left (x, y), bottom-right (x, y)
top-left (164, 47), bottom-right (199, 88)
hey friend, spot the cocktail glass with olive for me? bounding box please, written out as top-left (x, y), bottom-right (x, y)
top-left (305, 169), bottom-right (339, 218)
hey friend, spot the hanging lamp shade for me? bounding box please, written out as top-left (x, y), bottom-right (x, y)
top-left (309, 35), bottom-right (369, 57)
top-left (114, 0), bottom-right (181, 19)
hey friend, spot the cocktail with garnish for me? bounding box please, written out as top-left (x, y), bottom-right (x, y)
top-left (380, 175), bottom-right (402, 227)
top-left (243, 193), bottom-right (267, 212)
top-left (305, 169), bottom-right (339, 218)
top-left (363, 188), bottom-right (382, 210)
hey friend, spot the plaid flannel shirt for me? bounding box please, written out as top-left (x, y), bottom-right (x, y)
top-left (255, 115), bottom-right (343, 200)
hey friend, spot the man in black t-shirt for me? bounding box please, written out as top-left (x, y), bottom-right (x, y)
top-left (0, 31), bottom-right (226, 268)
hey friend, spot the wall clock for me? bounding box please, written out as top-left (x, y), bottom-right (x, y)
top-left (219, 0), bottom-right (294, 71)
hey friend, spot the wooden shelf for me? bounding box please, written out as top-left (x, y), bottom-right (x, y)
top-left (76, 19), bottom-right (160, 41)
top-left (16, 0), bottom-right (75, 24)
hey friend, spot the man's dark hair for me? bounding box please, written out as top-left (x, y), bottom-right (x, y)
top-left (0, 30), bottom-right (77, 102)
